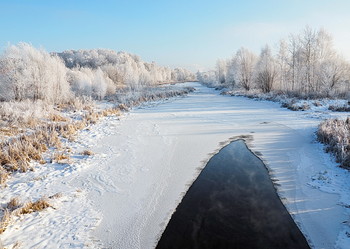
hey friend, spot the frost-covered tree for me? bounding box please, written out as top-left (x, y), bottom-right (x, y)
top-left (171, 68), bottom-right (195, 82)
top-left (299, 26), bottom-right (320, 93)
top-left (0, 57), bottom-right (27, 101)
top-left (285, 33), bottom-right (303, 92)
top-left (196, 70), bottom-right (217, 86)
top-left (216, 59), bottom-right (227, 84)
top-left (255, 45), bottom-right (277, 93)
top-left (317, 55), bottom-right (350, 94)
top-left (232, 47), bottom-right (257, 91)
top-left (68, 67), bottom-right (116, 99)
top-left (276, 39), bottom-right (289, 91)
top-left (225, 58), bottom-right (236, 88)
top-left (0, 43), bottom-right (71, 104)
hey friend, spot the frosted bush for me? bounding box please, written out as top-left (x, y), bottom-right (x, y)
top-left (317, 118), bottom-right (350, 168)
top-left (0, 100), bottom-right (53, 126)
top-left (68, 67), bottom-right (116, 99)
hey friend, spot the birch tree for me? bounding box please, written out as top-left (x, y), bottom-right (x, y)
top-left (255, 45), bottom-right (277, 93)
top-left (232, 47), bottom-right (257, 91)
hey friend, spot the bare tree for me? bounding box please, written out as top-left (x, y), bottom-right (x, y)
top-left (317, 55), bottom-right (350, 95)
top-left (232, 47), bottom-right (257, 91)
top-left (276, 39), bottom-right (289, 92)
top-left (216, 59), bottom-right (227, 84)
top-left (255, 45), bottom-right (277, 93)
top-left (286, 33), bottom-right (303, 92)
top-left (225, 57), bottom-right (237, 88)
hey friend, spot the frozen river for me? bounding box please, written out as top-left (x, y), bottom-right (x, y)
top-left (74, 82), bottom-right (346, 248)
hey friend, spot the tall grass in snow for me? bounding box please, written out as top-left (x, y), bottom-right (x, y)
top-left (317, 117), bottom-right (350, 168)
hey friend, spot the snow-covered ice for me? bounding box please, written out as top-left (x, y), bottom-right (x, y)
top-left (2, 82), bottom-right (350, 248)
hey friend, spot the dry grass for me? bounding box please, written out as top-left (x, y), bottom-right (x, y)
top-left (317, 117), bottom-right (350, 168)
top-left (0, 209), bottom-right (11, 234)
top-left (328, 105), bottom-right (350, 112)
top-left (18, 198), bottom-right (51, 215)
top-left (12, 241), bottom-right (22, 249)
top-left (0, 127), bottom-right (63, 185)
top-left (0, 196), bottom-right (55, 234)
top-left (118, 104), bottom-right (129, 111)
top-left (0, 127), bottom-right (22, 137)
top-left (115, 87), bottom-right (195, 109)
top-left (84, 106), bottom-right (121, 125)
top-left (84, 112), bottom-right (99, 125)
top-left (101, 107), bottom-right (121, 117)
top-left (0, 168), bottom-right (9, 186)
top-left (81, 150), bottom-right (94, 156)
top-left (55, 122), bottom-right (86, 141)
top-left (0, 129), bottom-right (62, 174)
top-left (57, 96), bottom-right (94, 112)
top-left (0, 117), bottom-right (91, 184)
top-left (34, 128), bottom-right (62, 149)
top-left (48, 192), bottom-right (63, 199)
top-left (7, 197), bottom-right (21, 211)
top-left (53, 152), bottom-right (70, 164)
top-left (49, 113), bottom-right (70, 122)
top-left (0, 119), bottom-right (88, 185)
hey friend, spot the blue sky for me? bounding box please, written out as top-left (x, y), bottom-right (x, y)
top-left (1, 0), bottom-right (350, 71)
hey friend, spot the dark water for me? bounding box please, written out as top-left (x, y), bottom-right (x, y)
top-left (156, 140), bottom-right (310, 249)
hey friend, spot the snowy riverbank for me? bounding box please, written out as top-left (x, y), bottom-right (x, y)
top-left (2, 82), bottom-right (350, 248)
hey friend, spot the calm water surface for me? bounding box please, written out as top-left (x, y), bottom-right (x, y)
top-left (156, 140), bottom-right (310, 249)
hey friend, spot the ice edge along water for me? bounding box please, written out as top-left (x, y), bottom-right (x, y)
top-left (2, 82), bottom-right (350, 249)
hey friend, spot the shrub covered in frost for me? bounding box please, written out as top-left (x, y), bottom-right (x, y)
top-left (317, 118), bottom-right (350, 168)
top-left (68, 67), bottom-right (116, 99)
top-left (0, 100), bottom-right (53, 127)
top-left (328, 104), bottom-right (350, 112)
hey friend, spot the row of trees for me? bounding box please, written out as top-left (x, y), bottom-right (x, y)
top-left (198, 27), bottom-right (350, 97)
top-left (0, 43), bottom-right (196, 103)
top-left (57, 49), bottom-right (195, 89)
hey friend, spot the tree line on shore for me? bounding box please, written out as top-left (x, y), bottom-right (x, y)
top-left (198, 26), bottom-right (350, 98)
top-left (0, 43), bottom-right (196, 104)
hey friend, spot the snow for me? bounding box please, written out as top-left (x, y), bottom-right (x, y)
top-left (2, 82), bottom-right (350, 248)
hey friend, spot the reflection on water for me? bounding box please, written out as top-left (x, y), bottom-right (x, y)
top-left (156, 140), bottom-right (310, 249)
